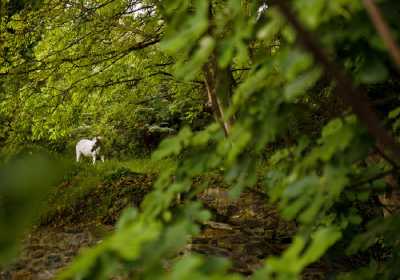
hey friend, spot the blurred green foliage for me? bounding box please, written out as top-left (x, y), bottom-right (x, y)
top-left (0, 153), bottom-right (64, 264)
top-left (1, 0), bottom-right (400, 279)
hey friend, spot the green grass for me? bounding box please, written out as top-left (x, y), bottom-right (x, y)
top-left (100, 158), bottom-right (176, 174)
top-left (40, 157), bottom-right (175, 225)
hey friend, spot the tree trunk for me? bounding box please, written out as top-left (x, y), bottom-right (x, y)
top-left (203, 2), bottom-right (235, 137)
top-left (203, 56), bottom-right (233, 137)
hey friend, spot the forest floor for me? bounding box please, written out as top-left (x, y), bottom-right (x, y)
top-left (0, 161), bottom-right (359, 279)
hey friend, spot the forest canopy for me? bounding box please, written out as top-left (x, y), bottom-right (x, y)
top-left (1, 0), bottom-right (400, 279)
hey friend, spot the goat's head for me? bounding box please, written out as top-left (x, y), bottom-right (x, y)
top-left (91, 136), bottom-right (103, 152)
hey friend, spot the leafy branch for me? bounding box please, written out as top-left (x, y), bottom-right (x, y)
top-left (274, 0), bottom-right (400, 162)
top-left (362, 0), bottom-right (400, 71)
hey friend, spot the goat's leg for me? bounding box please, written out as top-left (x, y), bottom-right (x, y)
top-left (76, 151), bottom-right (81, 162)
top-left (92, 154), bottom-right (96, 165)
top-left (101, 155), bottom-right (105, 162)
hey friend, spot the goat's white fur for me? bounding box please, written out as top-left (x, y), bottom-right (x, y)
top-left (76, 137), bottom-right (104, 164)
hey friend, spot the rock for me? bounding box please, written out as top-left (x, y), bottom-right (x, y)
top-left (31, 249), bottom-right (45, 259)
top-left (203, 221), bottom-right (233, 230)
top-left (63, 227), bottom-right (83, 234)
top-left (37, 270), bottom-right (55, 280)
top-left (29, 258), bottom-right (44, 272)
top-left (46, 254), bottom-right (62, 269)
top-left (0, 271), bottom-right (12, 280)
top-left (12, 271), bottom-right (33, 280)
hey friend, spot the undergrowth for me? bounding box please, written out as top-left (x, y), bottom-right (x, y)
top-left (39, 158), bottom-right (174, 226)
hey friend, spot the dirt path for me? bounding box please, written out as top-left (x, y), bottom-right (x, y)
top-left (0, 224), bottom-right (113, 280)
top-left (1, 179), bottom-right (327, 279)
top-left (195, 187), bottom-right (296, 274)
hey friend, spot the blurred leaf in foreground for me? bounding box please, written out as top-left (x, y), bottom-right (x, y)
top-left (0, 153), bottom-right (64, 264)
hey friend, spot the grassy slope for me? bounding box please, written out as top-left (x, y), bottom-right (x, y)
top-left (40, 158), bottom-right (175, 227)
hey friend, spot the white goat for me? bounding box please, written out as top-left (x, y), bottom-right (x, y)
top-left (76, 137), bottom-right (104, 164)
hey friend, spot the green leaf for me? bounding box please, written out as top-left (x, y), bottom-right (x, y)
top-left (284, 67), bottom-right (322, 100)
top-left (0, 154), bottom-right (64, 264)
top-left (358, 57), bottom-right (389, 84)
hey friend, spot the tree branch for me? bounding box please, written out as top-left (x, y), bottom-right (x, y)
top-left (274, 0), bottom-right (400, 162)
top-left (362, 0), bottom-right (400, 72)
top-left (350, 169), bottom-right (395, 190)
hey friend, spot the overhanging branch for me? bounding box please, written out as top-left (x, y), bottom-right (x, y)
top-left (362, 0), bottom-right (400, 72)
top-left (274, 0), bottom-right (400, 161)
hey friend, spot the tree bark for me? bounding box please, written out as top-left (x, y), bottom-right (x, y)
top-left (202, 2), bottom-right (235, 137)
top-left (203, 57), bottom-right (231, 137)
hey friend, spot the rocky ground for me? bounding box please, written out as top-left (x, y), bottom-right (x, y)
top-left (0, 225), bottom-right (110, 280)
top-left (0, 172), bottom-right (344, 279)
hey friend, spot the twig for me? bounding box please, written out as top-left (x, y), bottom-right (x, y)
top-left (274, 0), bottom-right (400, 162)
top-left (375, 146), bottom-right (399, 170)
top-left (350, 169), bottom-right (395, 190)
top-left (362, 0), bottom-right (400, 72)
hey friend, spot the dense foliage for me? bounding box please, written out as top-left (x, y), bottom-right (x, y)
top-left (1, 0), bottom-right (400, 279)
top-left (1, 0), bottom-right (211, 157)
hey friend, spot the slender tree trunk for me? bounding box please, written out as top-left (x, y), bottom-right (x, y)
top-left (203, 2), bottom-right (235, 137)
top-left (203, 56), bottom-right (233, 137)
